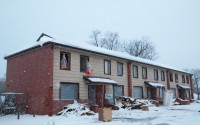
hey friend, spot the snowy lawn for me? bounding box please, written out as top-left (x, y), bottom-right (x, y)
top-left (1, 102), bottom-right (200, 125)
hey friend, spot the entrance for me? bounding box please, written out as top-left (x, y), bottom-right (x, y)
top-left (88, 85), bottom-right (105, 108)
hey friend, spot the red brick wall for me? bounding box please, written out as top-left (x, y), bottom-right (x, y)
top-left (6, 44), bottom-right (54, 115)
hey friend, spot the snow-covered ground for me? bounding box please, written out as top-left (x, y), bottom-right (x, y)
top-left (1, 102), bottom-right (200, 125)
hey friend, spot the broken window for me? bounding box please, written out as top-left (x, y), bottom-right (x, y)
top-left (60, 82), bottom-right (79, 100)
top-left (133, 86), bottom-right (143, 98)
top-left (154, 69), bottom-right (158, 80)
top-left (161, 71), bottom-right (165, 81)
top-left (60, 52), bottom-right (70, 70)
top-left (133, 65), bottom-right (138, 78)
top-left (117, 62), bottom-right (123, 76)
top-left (80, 55), bottom-right (89, 72)
top-left (142, 67), bottom-right (147, 79)
top-left (104, 60), bottom-right (111, 75)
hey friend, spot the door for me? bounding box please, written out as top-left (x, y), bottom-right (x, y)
top-left (88, 85), bottom-right (96, 105)
top-left (96, 85), bottom-right (104, 108)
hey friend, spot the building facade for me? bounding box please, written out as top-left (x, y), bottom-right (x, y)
top-left (5, 34), bottom-right (193, 115)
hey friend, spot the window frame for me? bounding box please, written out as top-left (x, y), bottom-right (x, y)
top-left (154, 69), bottom-right (159, 80)
top-left (60, 52), bottom-right (71, 70)
top-left (117, 62), bottom-right (123, 76)
top-left (80, 55), bottom-right (89, 72)
top-left (182, 75), bottom-right (185, 83)
top-left (133, 65), bottom-right (138, 78)
top-left (186, 76), bottom-right (189, 84)
top-left (161, 71), bottom-right (165, 81)
top-left (170, 72), bottom-right (173, 82)
top-left (175, 73), bottom-right (178, 83)
top-left (142, 67), bottom-right (147, 79)
top-left (60, 82), bottom-right (79, 100)
top-left (133, 86), bottom-right (143, 98)
top-left (104, 60), bottom-right (111, 75)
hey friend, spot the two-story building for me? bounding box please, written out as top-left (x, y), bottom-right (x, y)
top-left (4, 33), bottom-right (193, 115)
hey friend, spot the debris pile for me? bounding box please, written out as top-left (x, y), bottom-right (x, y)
top-left (174, 98), bottom-right (190, 105)
top-left (57, 101), bottom-right (95, 116)
top-left (116, 96), bottom-right (154, 110)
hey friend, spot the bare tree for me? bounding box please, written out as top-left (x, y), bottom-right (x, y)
top-left (123, 36), bottom-right (158, 60)
top-left (88, 30), bottom-right (105, 47)
top-left (0, 74), bottom-right (6, 93)
top-left (191, 69), bottom-right (200, 100)
top-left (102, 32), bottom-right (120, 51)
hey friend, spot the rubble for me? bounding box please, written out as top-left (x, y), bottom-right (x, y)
top-left (174, 98), bottom-right (190, 105)
top-left (57, 101), bottom-right (95, 116)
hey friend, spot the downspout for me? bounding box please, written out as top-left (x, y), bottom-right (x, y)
top-left (189, 74), bottom-right (194, 99)
top-left (127, 62), bottom-right (132, 97)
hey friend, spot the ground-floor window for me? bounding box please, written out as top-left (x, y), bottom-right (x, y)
top-left (133, 86), bottom-right (143, 98)
top-left (186, 89), bottom-right (190, 98)
top-left (60, 82), bottom-right (79, 100)
top-left (171, 88), bottom-right (176, 98)
top-left (159, 88), bottom-right (165, 98)
top-left (113, 85), bottom-right (124, 99)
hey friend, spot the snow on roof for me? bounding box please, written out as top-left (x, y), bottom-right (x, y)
top-left (147, 82), bottom-right (165, 87)
top-left (177, 84), bottom-right (190, 89)
top-left (88, 77), bottom-right (117, 84)
top-left (5, 34), bottom-right (191, 74)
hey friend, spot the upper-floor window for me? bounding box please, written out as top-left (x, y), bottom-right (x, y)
top-left (60, 52), bottom-right (70, 70)
top-left (117, 62), bottom-right (123, 76)
top-left (175, 73), bottom-right (178, 83)
top-left (133, 65), bottom-right (138, 78)
top-left (182, 75), bottom-right (185, 83)
top-left (142, 67), bottom-right (147, 79)
top-left (80, 55), bottom-right (89, 72)
top-left (186, 76), bottom-right (189, 84)
top-left (170, 72), bottom-right (173, 82)
top-left (104, 60), bottom-right (111, 75)
top-left (161, 71), bottom-right (165, 81)
top-left (154, 69), bottom-right (158, 80)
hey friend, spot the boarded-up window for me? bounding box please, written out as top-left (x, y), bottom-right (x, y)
top-left (104, 60), bottom-right (111, 75)
top-left (113, 85), bottom-right (124, 99)
top-left (133, 86), bottom-right (143, 98)
top-left (60, 83), bottom-right (79, 100)
top-left (133, 65), bottom-right (138, 78)
top-left (161, 71), bottom-right (165, 81)
top-left (154, 69), bottom-right (158, 80)
top-left (80, 55), bottom-right (89, 72)
top-left (60, 52), bottom-right (70, 70)
top-left (142, 67), bottom-right (147, 79)
top-left (117, 62), bottom-right (123, 76)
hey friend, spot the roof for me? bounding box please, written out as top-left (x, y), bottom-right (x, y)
top-left (4, 33), bottom-right (192, 74)
top-left (83, 76), bottom-right (117, 84)
top-left (145, 82), bottom-right (165, 88)
top-left (177, 84), bottom-right (190, 89)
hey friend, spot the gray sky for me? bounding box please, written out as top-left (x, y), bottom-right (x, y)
top-left (0, 0), bottom-right (200, 77)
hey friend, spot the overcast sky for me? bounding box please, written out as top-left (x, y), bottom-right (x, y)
top-left (0, 0), bottom-right (200, 77)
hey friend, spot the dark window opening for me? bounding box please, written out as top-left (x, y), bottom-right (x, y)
top-left (161, 71), bottom-right (165, 81)
top-left (142, 67), bottom-right (147, 79)
top-left (154, 69), bottom-right (158, 80)
top-left (186, 76), bottom-right (189, 84)
top-left (117, 62), bottom-right (123, 76)
top-left (170, 72), bottom-right (173, 82)
top-left (80, 55), bottom-right (89, 72)
top-left (133, 65), bottom-right (138, 78)
top-left (104, 60), bottom-right (111, 75)
top-left (182, 75), bottom-right (185, 83)
top-left (175, 73), bottom-right (178, 83)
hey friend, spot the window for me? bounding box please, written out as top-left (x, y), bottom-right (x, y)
top-left (113, 85), bottom-right (124, 99)
top-left (159, 88), bottom-right (165, 98)
top-left (182, 75), bottom-right (185, 83)
top-left (104, 60), bottom-right (111, 75)
top-left (117, 62), bottom-right (123, 76)
top-left (154, 69), bottom-right (158, 80)
top-left (133, 65), bottom-right (138, 78)
top-left (170, 72), bottom-right (173, 82)
top-left (171, 88), bottom-right (176, 98)
top-left (133, 86), bottom-right (143, 98)
top-left (60, 82), bottom-right (79, 100)
top-left (186, 76), bottom-right (189, 84)
top-left (142, 67), bottom-right (147, 79)
top-left (80, 55), bottom-right (89, 72)
top-left (60, 52), bottom-right (70, 70)
top-left (175, 73), bottom-right (178, 83)
top-left (161, 71), bottom-right (165, 81)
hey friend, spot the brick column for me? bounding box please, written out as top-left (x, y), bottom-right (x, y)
top-left (166, 70), bottom-right (170, 90)
top-left (189, 74), bottom-right (194, 99)
top-left (127, 62), bottom-right (132, 97)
